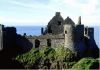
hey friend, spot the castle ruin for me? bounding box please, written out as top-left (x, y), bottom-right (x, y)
top-left (0, 12), bottom-right (99, 57)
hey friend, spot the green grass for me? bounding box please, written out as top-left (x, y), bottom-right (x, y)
top-left (72, 57), bottom-right (99, 70)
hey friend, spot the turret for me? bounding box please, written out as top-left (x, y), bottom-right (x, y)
top-left (64, 17), bottom-right (75, 52)
top-left (64, 17), bottom-right (75, 26)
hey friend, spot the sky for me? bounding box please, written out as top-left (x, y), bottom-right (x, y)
top-left (0, 0), bottom-right (100, 26)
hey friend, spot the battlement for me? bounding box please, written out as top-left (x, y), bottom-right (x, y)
top-left (84, 26), bottom-right (94, 39)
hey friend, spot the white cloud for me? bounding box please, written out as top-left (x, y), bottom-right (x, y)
top-left (79, 0), bottom-right (99, 15)
top-left (0, 0), bottom-right (100, 26)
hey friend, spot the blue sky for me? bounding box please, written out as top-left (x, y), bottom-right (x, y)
top-left (0, 0), bottom-right (100, 26)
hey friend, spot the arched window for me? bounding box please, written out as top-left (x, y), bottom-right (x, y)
top-left (35, 39), bottom-right (40, 48)
top-left (47, 39), bottom-right (51, 47)
top-left (48, 26), bottom-right (52, 33)
top-left (58, 21), bottom-right (61, 25)
top-left (65, 31), bottom-right (67, 34)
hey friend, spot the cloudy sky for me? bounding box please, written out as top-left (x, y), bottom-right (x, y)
top-left (0, 0), bottom-right (100, 26)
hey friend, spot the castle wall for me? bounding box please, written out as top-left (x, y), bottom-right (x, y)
top-left (26, 36), bottom-right (64, 48)
top-left (75, 25), bottom-right (84, 42)
top-left (84, 27), bottom-right (89, 38)
top-left (27, 38), bottom-right (47, 48)
top-left (84, 27), bottom-right (97, 50)
top-left (3, 27), bottom-right (17, 49)
top-left (75, 25), bottom-right (86, 54)
top-left (0, 25), bottom-right (3, 50)
top-left (87, 27), bottom-right (94, 39)
top-left (51, 38), bottom-right (64, 48)
top-left (38, 39), bottom-right (47, 47)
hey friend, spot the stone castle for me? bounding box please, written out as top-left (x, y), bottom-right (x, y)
top-left (0, 12), bottom-right (99, 57)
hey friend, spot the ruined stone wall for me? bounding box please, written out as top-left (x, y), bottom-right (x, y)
top-left (87, 27), bottom-right (94, 39)
top-left (0, 25), bottom-right (3, 50)
top-left (51, 38), bottom-right (64, 47)
top-left (84, 27), bottom-right (98, 51)
top-left (75, 25), bottom-right (84, 42)
top-left (74, 25), bottom-right (85, 54)
top-left (26, 35), bottom-right (65, 48)
top-left (27, 38), bottom-right (47, 47)
top-left (84, 27), bottom-right (94, 39)
top-left (3, 27), bottom-right (17, 49)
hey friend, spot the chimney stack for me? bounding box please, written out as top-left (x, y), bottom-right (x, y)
top-left (78, 16), bottom-right (81, 25)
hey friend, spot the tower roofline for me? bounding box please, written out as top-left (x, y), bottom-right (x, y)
top-left (64, 17), bottom-right (75, 26)
top-left (55, 12), bottom-right (60, 16)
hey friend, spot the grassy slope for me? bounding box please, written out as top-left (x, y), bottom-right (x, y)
top-left (15, 46), bottom-right (99, 69)
top-left (72, 58), bottom-right (99, 69)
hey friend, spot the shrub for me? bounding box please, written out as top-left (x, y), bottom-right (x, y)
top-left (15, 46), bottom-right (76, 69)
top-left (16, 48), bottom-right (44, 68)
top-left (55, 46), bottom-right (76, 62)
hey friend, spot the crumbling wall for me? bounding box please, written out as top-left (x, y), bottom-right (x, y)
top-left (51, 38), bottom-right (64, 47)
top-left (26, 35), bottom-right (65, 48)
top-left (0, 25), bottom-right (3, 50)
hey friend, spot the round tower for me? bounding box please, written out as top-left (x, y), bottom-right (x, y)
top-left (64, 17), bottom-right (75, 52)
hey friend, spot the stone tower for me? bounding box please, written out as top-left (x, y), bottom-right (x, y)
top-left (44, 12), bottom-right (64, 35)
top-left (74, 16), bottom-right (85, 55)
top-left (0, 24), bottom-right (4, 50)
top-left (64, 17), bottom-right (75, 52)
